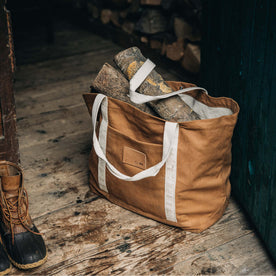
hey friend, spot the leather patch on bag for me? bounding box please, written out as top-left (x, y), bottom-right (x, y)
top-left (123, 147), bottom-right (146, 169)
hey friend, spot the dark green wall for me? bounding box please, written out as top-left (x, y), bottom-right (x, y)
top-left (201, 0), bottom-right (276, 261)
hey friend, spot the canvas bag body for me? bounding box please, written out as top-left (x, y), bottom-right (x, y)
top-left (83, 80), bottom-right (239, 232)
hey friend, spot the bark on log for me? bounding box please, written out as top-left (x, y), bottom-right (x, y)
top-left (150, 39), bottom-right (162, 50)
top-left (135, 9), bottom-right (168, 34)
top-left (101, 9), bottom-right (112, 24)
top-left (181, 43), bottom-right (200, 74)
top-left (141, 0), bottom-right (161, 5)
top-left (165, 39), bottom-right (185, 61)
top-left (121, 20), bottom-right (135, 34)
top-left (174, 17), bottom-right (201, 42)
top-left (110, 10), bottom-right (121, 27)
top-left (91, 63), bottom-right (157, 116)
top-left (87, 3), bottom-right (99, 19)
top-left (114, 47), bottom-right (200, 121)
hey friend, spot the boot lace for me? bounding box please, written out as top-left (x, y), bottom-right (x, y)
top-left (0, 187), bottom-right (42, 244)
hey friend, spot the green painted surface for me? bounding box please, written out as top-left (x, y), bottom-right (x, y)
top-left (201, 0), bottom-right (276, 262)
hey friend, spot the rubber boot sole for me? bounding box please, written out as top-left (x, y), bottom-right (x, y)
top-left (0, 264), bottom-right (11, 276)
top-left (7, 251), bottom-right (48, 270)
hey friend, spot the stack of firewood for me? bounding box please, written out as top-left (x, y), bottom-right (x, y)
top-left (90, 46), bottom-right (200, 122)
top-left (83, 0), bottom-right (201, 74)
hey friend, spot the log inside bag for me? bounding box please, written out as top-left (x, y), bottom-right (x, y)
top-left (114, 46), bottom-right (200, 121)
top-left (91, 63), bottom-right (157, 116)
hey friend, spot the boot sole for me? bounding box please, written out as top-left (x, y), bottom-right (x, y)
top-left (0, 264), bottom-right (12, 276)
top-left (7, 250), bottom-right (48, 270)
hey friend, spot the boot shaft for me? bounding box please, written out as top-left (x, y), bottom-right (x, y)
top-left (0, 161), bottom-right (32, 235)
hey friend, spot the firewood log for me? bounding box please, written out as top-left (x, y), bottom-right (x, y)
top-left (91, 63), bottom-right (157, 115)
top-left (181, 43), bottom-right (200, 74)
top-left (110, 10), bottom-right (121, 27)
top-left (140, 36), bottom-right (149, 44)
top-left (135, 8), bottom-right (168, 34)
top-left (101, 9), bottom-right (112, 24)
top-left (149, 39), bottom-right (162, 50)
top-left (87, 2), bottom-right (99, 19)
top-left (114, 47), bottom-right (200, 121)
top-left (165, 39), bottom-right (185, 61)
top-left (122, 20), bottom-right (135, 34)
top-left (141, 0), bottom-right (161, 5)
top-left (173, 17), bottom-right (201, 42)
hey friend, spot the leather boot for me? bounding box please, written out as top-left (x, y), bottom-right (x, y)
top-left (0, 161), bottom-right (47, 270)
top-left (0, 239), bottom-right (11, 276)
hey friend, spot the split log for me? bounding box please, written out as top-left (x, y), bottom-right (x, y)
top-left (122, 0), bottom-right (141, 18)
top-left (161, 41), bottom-right (167, 55)
top-left (110, 10), bottom-right (121, 27)
top-left (101, 9), bottom-right (112, 24)
top-left (174, 17), bottom-right (201, 42)
top-left (140, 0), bottom-right (161, 5)
top-left (135, 9), bottom-right (168, 34)
top-left (119, 9), bottom-right (128, 19)
top-left (165, 39), bottom-right (185, 61)
top-left (140, 36), bottom-right (149, 44)
top-left (122, 20), bottom-right (135, 34)
top-left (114, 47), bottom-right (200, 121)
top-left (150, 39), bottom-right (162, 51)
top-left (109, 0), bottom-right (129, 8)
top-left (87, 3), bottom-right (99, 19)
top-left (91, 63), bottom-right (157, 115)
top-left (181, 43), bottom-right (200, 74)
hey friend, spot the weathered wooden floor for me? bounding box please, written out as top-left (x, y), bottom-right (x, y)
top-left (12, 20), bottom-right (275, 275)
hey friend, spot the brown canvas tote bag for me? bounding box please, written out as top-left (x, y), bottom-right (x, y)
top-left (83, 59), bottom-right (240, 232)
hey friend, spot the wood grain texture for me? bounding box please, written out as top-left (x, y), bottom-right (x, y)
top-left (10, 19), bottom-right (275, 275)
top-left (162, 233), bottom-right (275, 275)
top-left (201, 0), bottom-right (276, 262)
top-left (91, 63), bottom-right (156, 115)
top-left (0, 100), bottom-right (3, 137)
top-left (10, 199), bottom-right (257, 275)
top-left (14, 21), bottom-right (112, 66)
top-left (0, 0), bottom-right (19, 163)
top-left (14, 47), bottom-right (121, 91)
top-left (114, 46), bottom-right (201, 121)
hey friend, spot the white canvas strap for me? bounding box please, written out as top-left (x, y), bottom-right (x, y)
top-left (164, 125), bottom-right (179, 222)
top-left (97, 98), bottom-right (108, 192)
top-left (128, 59), bottom-right (208, 223)
top-left (129, 59), bottom-right (208, 105)
top-left (92, 94), bottom-right (179, 182)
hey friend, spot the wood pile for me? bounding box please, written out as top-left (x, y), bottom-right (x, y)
top-left (83, 0), bottom-right (202, 74)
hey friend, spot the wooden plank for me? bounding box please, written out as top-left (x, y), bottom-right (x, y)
top-left (18, 131), bottom-right (92, 218)
top-left (17, 103), bottom-right (90, 145)
top-left (0, 0), bottom-right (19, 163)
top-left (15, 21), bottom-right (112, 65)
top-left (201, 0), bottom-right (276, 261)
top-left (14, 46), bottom-right (122, 91)
top-left (0, 100), bottom-right (3, 137)
top-left (9, 199), bottom-right (247, 275)
top-left (15, 77), bottom-right (93, 118)
top-left (161, 233), bottom-right (276, 275)
top-left (15, 71), bottom-right (93, 99)
top-left (16, 97), bottom-right (93, 218)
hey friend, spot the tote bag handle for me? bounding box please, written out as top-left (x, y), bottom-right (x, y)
top-left (92, 59), bottom-right (206, 181)
top-left (129, 59), bottom-right (208, 105)
top-left (92, 94), bottom-right (179, 181)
